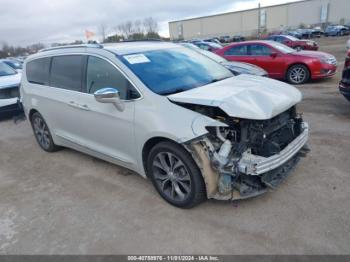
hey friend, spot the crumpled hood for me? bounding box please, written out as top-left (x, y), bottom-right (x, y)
top-left (0, 73), bottom-right (21, 89)
top-left (168, 74), bottom-right (302, 120)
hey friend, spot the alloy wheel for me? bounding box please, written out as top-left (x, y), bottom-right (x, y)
top-left (152, 152), bottom-right (191, 202)
top-left (33, 116), bottom-right (51, 150)
top-left (289, 66), bottom-right (307, 84)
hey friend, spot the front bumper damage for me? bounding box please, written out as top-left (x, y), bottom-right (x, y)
top-left (238, 123), bottom-right (309, 176)
top-left (186, 121), bottom-right (310, 201)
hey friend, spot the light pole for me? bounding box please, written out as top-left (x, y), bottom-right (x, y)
top-left (258, 3), bottom-right (261, 39)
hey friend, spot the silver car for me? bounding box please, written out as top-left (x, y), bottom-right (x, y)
top-left (21, 42), bottom-right (309, 208)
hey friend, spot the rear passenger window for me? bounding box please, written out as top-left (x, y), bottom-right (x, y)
top-left (86, 56), bottom-right (140, 100)
top-left (26, 58), bottom-right (51, 85)
top-left (249, 44), bottom-right (272, 56)
top-left (50, 55), bottom-right (84, 92)
top-left (224, 45), bottom-right (248, 56)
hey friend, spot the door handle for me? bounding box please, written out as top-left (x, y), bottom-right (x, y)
top-left (79, 104), bottom-right (90, 111)
top-left (68, 101), bottom-right (79, 108)
top-left (68, 101), bottom-right (90, 111)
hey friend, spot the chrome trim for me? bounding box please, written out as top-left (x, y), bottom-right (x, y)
top-left (238, 122), bottom-right (309, 176)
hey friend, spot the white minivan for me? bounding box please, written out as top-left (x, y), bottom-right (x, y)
top-left (21, 42), bottom-right (309, 208)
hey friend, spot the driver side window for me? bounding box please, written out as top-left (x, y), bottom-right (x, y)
top-left (86, 56), bottom-right (140, 100)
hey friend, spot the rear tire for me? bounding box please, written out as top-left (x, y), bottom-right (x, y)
top-left (30, 112), bottom-right (60, 152)
top-left (287, 64), bottom-right (310, 85)
top-left (295, 46), bottom-right (303, 51)
top-left (147, 141), bottom-right (206, 208)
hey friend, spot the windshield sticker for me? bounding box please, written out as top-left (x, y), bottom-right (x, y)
top-left (124, 54), bottom-right (150, 64)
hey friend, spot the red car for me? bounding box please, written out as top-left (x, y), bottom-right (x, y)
top-left (267, 35), bottom-right (319, 51)
top-left (215, 40), bottom-right (337, 84)
top-left (339, 50), bottom-right (350, 101)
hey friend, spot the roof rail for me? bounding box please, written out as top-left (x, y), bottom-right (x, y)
top-left (116, 39), bottom-right (164, 43)
top-left (39, 43), bottom-right (103, 52)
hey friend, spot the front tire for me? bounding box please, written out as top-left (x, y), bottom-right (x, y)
top-left (147, 141), bottom-right (206, 208)
top-left (286, 64), bottom-right (310, 85)
top-left (30, 112), bottom-right (60, 152)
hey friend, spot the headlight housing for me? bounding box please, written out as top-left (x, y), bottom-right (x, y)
top-left (320, 56), bottom-right (337, 65)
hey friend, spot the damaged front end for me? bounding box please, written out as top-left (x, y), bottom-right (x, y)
top-left (183, 104), bottom-right (310, 201)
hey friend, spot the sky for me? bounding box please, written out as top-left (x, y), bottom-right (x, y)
top-left (0, 0), bottom-right (302, 46)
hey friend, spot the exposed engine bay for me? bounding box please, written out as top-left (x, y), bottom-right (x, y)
top-left (179, 102), bottom-right (310, 200)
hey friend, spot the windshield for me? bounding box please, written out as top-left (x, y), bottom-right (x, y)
top-left (207, 42), bottom-right (223, 49)
top-left (5, 60), bottom-right (22, 70)
top-left (120, 47), bottom-right (233, 95)
top-left (268, 41), bottom-right (295, 53)
top-left (285, 35), bottom-right (299, 41)
top-left (0, 62), bottom-right (17, 76)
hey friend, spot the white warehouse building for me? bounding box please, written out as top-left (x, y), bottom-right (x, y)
top-left (168, 0), bottom-right (350, 40)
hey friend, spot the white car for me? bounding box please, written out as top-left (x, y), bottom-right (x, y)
top-left (0, 62), bottom-right (22, 117)
top-left (21, 42), bottom-right (309, 208)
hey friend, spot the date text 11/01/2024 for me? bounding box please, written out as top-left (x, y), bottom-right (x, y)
top-left (127, 255), bottom-right (220, 261)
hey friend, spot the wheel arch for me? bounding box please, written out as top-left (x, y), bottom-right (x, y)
top-left (142, 136), bottom-right (184, 177)
top-left (28, 108), bottom-right (39, 121)
top-left (286, 62), bottom-right (311, 80)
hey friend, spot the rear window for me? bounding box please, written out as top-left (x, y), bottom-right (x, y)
top-left (26, 58), bottom-right (51, 85)
top-left (50, 55), bottom-right (84, 92)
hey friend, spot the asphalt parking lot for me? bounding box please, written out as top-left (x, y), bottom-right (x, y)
top-left (1, 36), bottom-right (350, 255)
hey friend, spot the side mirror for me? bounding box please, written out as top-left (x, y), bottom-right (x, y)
top-left (94, 87), bottom-right (125, 111)
top-left (270, 52), bottom-right (278, 58)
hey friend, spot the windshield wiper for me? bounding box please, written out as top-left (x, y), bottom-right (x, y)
top-left (161, 88), bottom-right (187, 96)
top-left (208, 76), bottom-right (230, 84)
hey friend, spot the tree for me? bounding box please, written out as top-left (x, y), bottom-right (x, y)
top-left (133, 20), bottom-right (144, 34)
top-left (145, 32), bottom-right (161, 39)
top-left (0, 42), bottom-right (45, 58)
top-left (104, 34), bottom-right (124, 43)
top-left (118, 21), bottom-right (133, 38)
top-left (143, 17), bottom-right (158, 34)
top-left (27, 43), bottom-right (45, 53)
